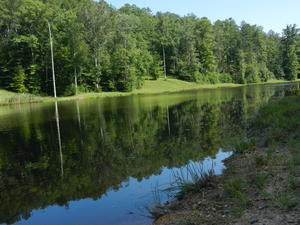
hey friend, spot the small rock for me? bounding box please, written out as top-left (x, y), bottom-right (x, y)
top-left (258, 205), bottom-right (267, 210)
top-left (192, 204), bottom-right (198, 210)
top-left (250, 219), bottom-right (259, 224)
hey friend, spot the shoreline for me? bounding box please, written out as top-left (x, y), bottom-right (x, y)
top-left (153, 95), bottom-right (300, 225)
top-left (0, 78), bottom-right (299, 106)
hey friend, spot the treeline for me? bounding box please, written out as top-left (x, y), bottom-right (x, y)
top-left (0, 0), bottom-right (299, 96)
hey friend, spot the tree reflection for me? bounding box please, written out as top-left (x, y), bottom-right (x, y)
top-left (0, 85), bottom-right (285, 224)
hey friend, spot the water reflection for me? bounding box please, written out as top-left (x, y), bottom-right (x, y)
top-left (55, 101), bottom-right (64, 178)
top-left (0, 84), bottom-right (294, 225)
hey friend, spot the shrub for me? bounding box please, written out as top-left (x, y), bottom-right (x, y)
top-left (234, 138), bottom-right (255, 154)
top-left (218, 73), bottom-right (233, 83)
top-left (63, 84), bottom-right (76, 96)
top-left (9, 66), bottom-right (27, 93)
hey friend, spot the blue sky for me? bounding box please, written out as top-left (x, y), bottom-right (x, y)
top-left (106, 0), bottom-right (299, 33)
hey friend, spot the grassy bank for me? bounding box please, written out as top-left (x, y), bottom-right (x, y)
top-left (153, 94), bottom-right (300, 225)
top-left (0, 89), bottom-right (42, 106)
top-left (0, 78), bottom-right (299, 106)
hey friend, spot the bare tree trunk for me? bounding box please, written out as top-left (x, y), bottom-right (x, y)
top-left (45, 55), bottom-right (49, 93)
top-left (162, 45), bottom-right (167, 80)
top-left (74, 67), bottom-right (78, 95)
top-left (167, 105), bottom-right (171, 136)
top-left (48, 22), bottom-right (57, 98)
top-left (55, 101), bottom-right (63, 177)
top-left (95, 56), bottom-right (100, 90)
top-left (97, 101), bottom-right (104, 139)
top-left (76, 100), bottom-right (81, 129)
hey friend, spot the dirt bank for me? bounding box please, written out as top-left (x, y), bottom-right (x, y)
top-left (154, 146), bottom-right (300, 225)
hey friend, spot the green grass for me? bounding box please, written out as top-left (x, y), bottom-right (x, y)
top-left (1, 78), bottom-right (299, 106)
top-left (249, 94), bottom-right (300, 211)
top-left (165, 163), bottom-right (216, 200)
top-left (233, 138), bottom-right (255, 154)
top-left (224, 178), bottom-right (250, 214)
top-left (224, 178), bottom-right (245, 199)
top-left (134, 78), bottom-right (243, 94)
top-left (44, 78), bottom-right (245, 103)
top-left (272, 192), bottom-right (298, 210)
top-left (250, 172), bottom-right (269, 189)
top-left (0, 89), bottom-right (42, 105)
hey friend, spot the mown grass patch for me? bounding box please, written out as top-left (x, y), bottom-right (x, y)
top-left (2, 79), bottom-right (299, 106)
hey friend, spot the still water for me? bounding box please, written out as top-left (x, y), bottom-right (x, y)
top-left (0, 84), bottom-right (294, 225)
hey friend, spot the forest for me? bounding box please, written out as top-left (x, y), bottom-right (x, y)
top-left (0, 0), bottom-right (299, 96)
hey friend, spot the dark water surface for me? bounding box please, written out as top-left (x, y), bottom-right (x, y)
top-left (0, 84), bottom-right (294, 225)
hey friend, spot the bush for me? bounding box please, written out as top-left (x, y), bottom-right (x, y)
top-left (245, 65), bottom-right (260, 83)
top-left (218, 73), bottom-right (233, 83)
top-left (201, 72), bottom-right (233, 84)
top-left (206, 73), bottom-right (220, 84)
top-left (63, 84), bottom-right (76, 96)
top-left (9, 66), bottom-right (27, 93)
top-left (63, 84), bottom-right (90, 96)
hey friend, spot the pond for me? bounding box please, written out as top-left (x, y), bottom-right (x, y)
top-left (0, 83), bottom-right (294, 225)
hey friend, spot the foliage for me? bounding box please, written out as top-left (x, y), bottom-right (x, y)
top-left (9, 66), bottom-right (27, 93)
top-left (281, 25), bottom-right (299, 80)
top-left (0, 0), bottom-right (299, 96)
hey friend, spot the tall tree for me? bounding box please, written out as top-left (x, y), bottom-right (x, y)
top-left (194, 18), bottom-right (216, 75)
top-left (79, 0), bottom-right (115, 91)
top-left (281, 24), bottom-right (299, 80)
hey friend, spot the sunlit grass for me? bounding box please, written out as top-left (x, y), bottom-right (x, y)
top-left (0, 89), bottom-right (42, 105)
top-left (134, 78), bottom-right (243, 94)
top-left (1, 78), bottom-right (299, 106)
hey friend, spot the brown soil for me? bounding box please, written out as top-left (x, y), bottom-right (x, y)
top-left (153, 146), bottom-right (300, 225)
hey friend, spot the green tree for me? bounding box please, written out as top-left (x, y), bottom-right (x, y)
top-left (266, 31), bottom-right (284, 79)
top-left (79, 0), bottom-right (115, 91)
top-left (281, 24), bottom-right (299, 80)
top-left (9, 66), bottom-right (27, 92)
top-left (176, 15), bottom-right (200, 81)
